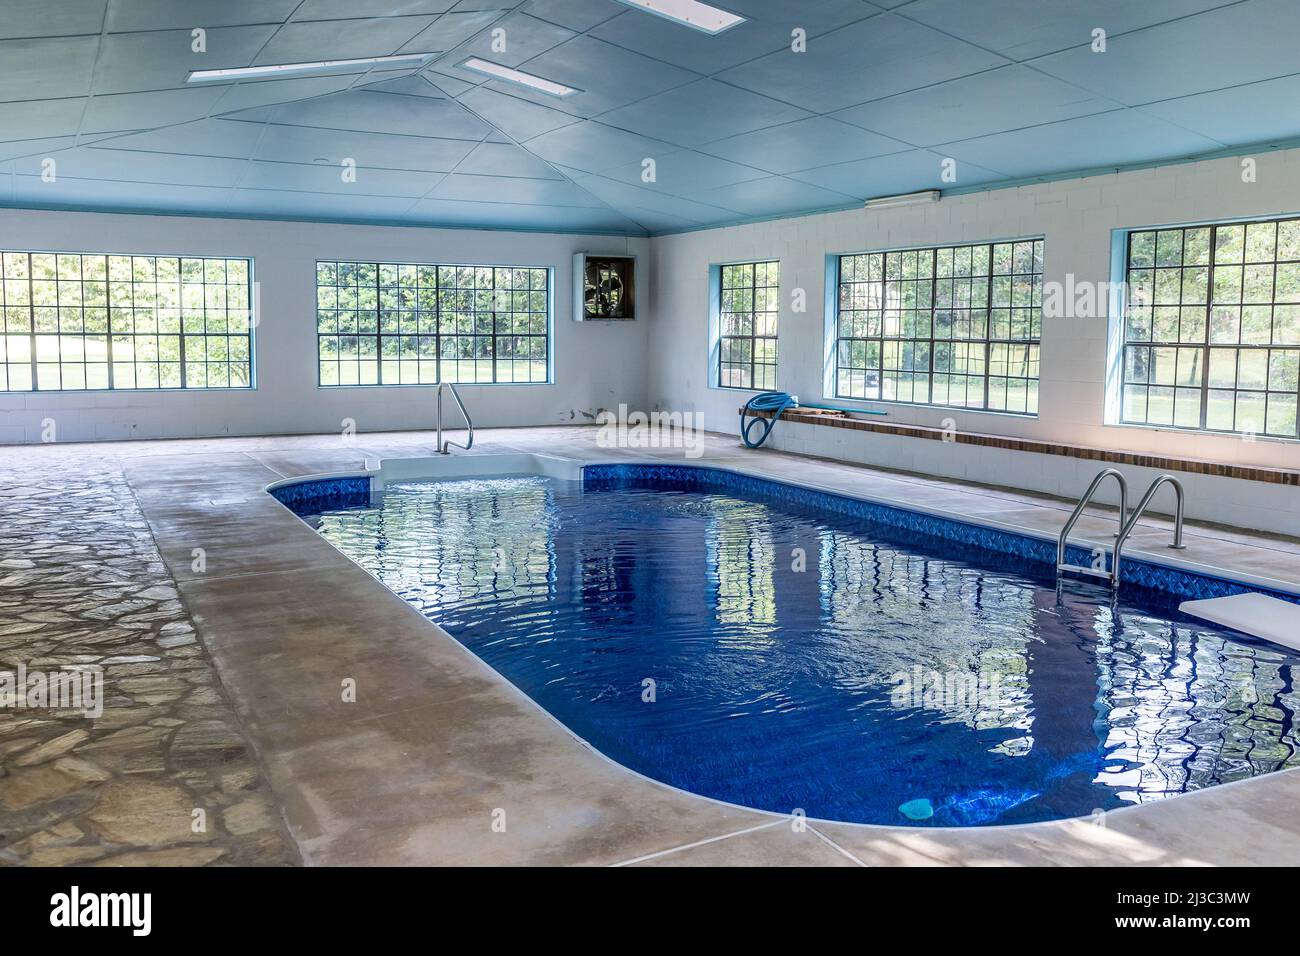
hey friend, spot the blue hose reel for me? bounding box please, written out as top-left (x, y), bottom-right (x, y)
top-left (740, 391), bottom-right (798, 448)
top-left (740, 391), bottom-right (886, 448)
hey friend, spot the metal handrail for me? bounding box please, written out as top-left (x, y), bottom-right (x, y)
top-left (1114, 476), bottom-right (1187, 575)
top-left (436, 382), bottom-right (473, 454)
top-left (1056, 468), bottom-right (1129, 586)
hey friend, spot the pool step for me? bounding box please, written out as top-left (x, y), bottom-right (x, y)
top-left (1056, 562), bottom-right (1115, 583)
top-left (1179, 592), bottom-right (1300, 652)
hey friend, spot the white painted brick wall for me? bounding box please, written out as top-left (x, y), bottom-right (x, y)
top-left (0, 208), bottom-right (652, 444)
top-left (648, 148), bottom-right (1300, 533)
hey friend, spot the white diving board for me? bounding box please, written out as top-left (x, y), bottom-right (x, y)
top-left (1180, 592), bottom-right (1300, 652)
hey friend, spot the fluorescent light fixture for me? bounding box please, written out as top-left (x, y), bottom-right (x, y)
top-left (460, 57), bottom-right (578, 97)
top-left (614, 0), bottom-right (746, 34)
top-left (864, 189), bottom-right (941, 210)
top-left (186, 53), bottom-right (435, 84)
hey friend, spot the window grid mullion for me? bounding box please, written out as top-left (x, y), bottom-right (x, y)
top-left (750, 267), bottom-right (759, 388)
top-left (104, 257), bottom-right (116, 390)
top-left (927, 248), bottom-right (936, 406)
top-left (27, 254), bottom-right (38, 392)
top-left (492, 268), bottom-right (499, 385)
top-left (434, 265), bottom-right (442, 386)
top-left (1268, 226), bottom-right (1280, 437)
top-left (984, 255), bottom-right (994, 411)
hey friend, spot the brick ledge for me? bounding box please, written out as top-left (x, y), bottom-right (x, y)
top-left (742, 407), bottom-right (1300, 487)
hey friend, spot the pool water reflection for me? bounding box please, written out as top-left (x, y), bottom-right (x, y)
top-left (306, 475), bottom-right (1300, 826)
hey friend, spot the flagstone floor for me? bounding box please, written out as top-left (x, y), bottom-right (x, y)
top-left (0, 455), bottom-right (295, 866)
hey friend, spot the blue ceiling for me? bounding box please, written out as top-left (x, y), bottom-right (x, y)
top-left (1, 0), bottom-right (1297, 236)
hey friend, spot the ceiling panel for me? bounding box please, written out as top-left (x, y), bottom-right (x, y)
top-left (1032, 0), bottom-right (1300, 106)
top-left (17, 147), bottom-right (248, 187)
top-left (99, 119), bottom-right (267, 159)
top-left (229, 88), bottom-right (495, 139)
top-left (0, 36), bottom-right (100, 102)
top-left (430, 172), bottom-right (607, 205)
top-left (10, 175), bottom-right (236, 213)
top-left (254, 16), bottom-right (438, 64)
top-left (105, 0), bottom-right (299, 32)
top-left (408, 195), bottom-right (644, 231)
top-left (360, 74), bottom-right (449, 97)
top-left (682, 175), bottom-right (856, 218)
top-left (522, 120), bottom-right (675, 173)
top-left (571, 173), bottom-right (742, 224)
top-left (701, 116), bottom-right (908, 175)
top-left (94, 26), bottom-right (278, 95)
top-left (455, 86), bottom-right (580, 140)
top-left (253, 124), bottom-right (480, 171)
top-left (595, 150), bottom-right (768, 194)
top-left (81, 87), bottom-right (231, 134)
top-left (520, 0), bottom-right (625, 33)
top-left (595, 79), bottom-right (809, 149)
top-left (1139, 74), bottom-right (1300, 145)
top-left (942, 110), bottom-right (1223, 178)
top-left (611, 205), bottom-right (700, 233)
top-left (1, 0), bottom-right (104, 40)
top-left (223, 189), bottom-right (420, 221)
top-left (446, 0), bottom-right (511, 12)
top-left (899, 0), bottom-right (1235, 60)
top-left (0, 99), bottom-right (89, 143)
top-left (211, 74), bottom-right (370, 114)
top-left (455, 141), bottom-right (564, 178)
top-left (239, 161), bottom-right (440, 196)
top-left (718, 15), bottom-right (1008, 113)
top-left (832, 66), bottom-right (1119, 147)
top-left (588, 0), bottom-right (881, 74)
top-left (441, 11), bottom-right (574, 67)
top-left (0, 136), bottom-right (91, 163)
top-left (294, 0), bottom-right (460, 18)
top-left (418, 72), bottom-right (475, 97)
top-left (399, 10), bottom-right (509, 54)
top-left (790, 148), bottom-right (1005, 196)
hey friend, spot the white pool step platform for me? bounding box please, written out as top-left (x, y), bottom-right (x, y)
top-left (1179, 592), bottom-right (1300, 651)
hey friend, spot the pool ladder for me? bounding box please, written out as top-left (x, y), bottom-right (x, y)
top-left (435, 381), bottom-right (474, 454)
top-left (1056, 469), bottom-right (1187, 590)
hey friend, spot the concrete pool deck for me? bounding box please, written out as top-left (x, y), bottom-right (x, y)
top-left (6, 424), bottom-right (1300, 866)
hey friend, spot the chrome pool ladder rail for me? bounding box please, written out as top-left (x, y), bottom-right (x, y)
top-left (436, 381), bottom-right (474, 454)
top-left (1057, 470), bottom-right (1188, 590)
top-left (1115, 473), bottom-right (1187, 563)
top-left (1057, 468), bottom-right (1129, 587)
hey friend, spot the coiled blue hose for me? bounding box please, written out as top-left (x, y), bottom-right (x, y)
top-left (740, 391), bottom-right (797, 448)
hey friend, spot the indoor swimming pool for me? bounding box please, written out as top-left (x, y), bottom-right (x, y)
top-left (274, 464), bottom-right (1300, 827)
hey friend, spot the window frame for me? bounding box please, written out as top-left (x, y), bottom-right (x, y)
top-left (1112, 214), bottom-right (1300, 441)
top-left (0, 247), bottom-right (256, 393)
top-left (828, 237), bottom-right (1044, 417)
top-left (314, 259), bottom-right (554, 388)
top-left (712, 258), bottom-right (780, 392)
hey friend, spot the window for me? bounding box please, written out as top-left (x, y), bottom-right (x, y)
top-left (0, 250), bottom-right (252, 391)
top-left (835, 239), bottom-right (1043, 414)
top-left (718, 260), bottom-right (779, 390)
top-left (316, 260), bottom-right (549, 386)
top-left (1120, 218), bottom-right (1300, 438)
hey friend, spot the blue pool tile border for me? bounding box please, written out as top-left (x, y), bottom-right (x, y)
top-left (270, 475), bottom-right (372, 514)
top-left (582, 463), bottom-right (1300, 609)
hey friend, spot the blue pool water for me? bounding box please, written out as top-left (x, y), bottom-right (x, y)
top-left (297, 471), bottom-right (1300, 827)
